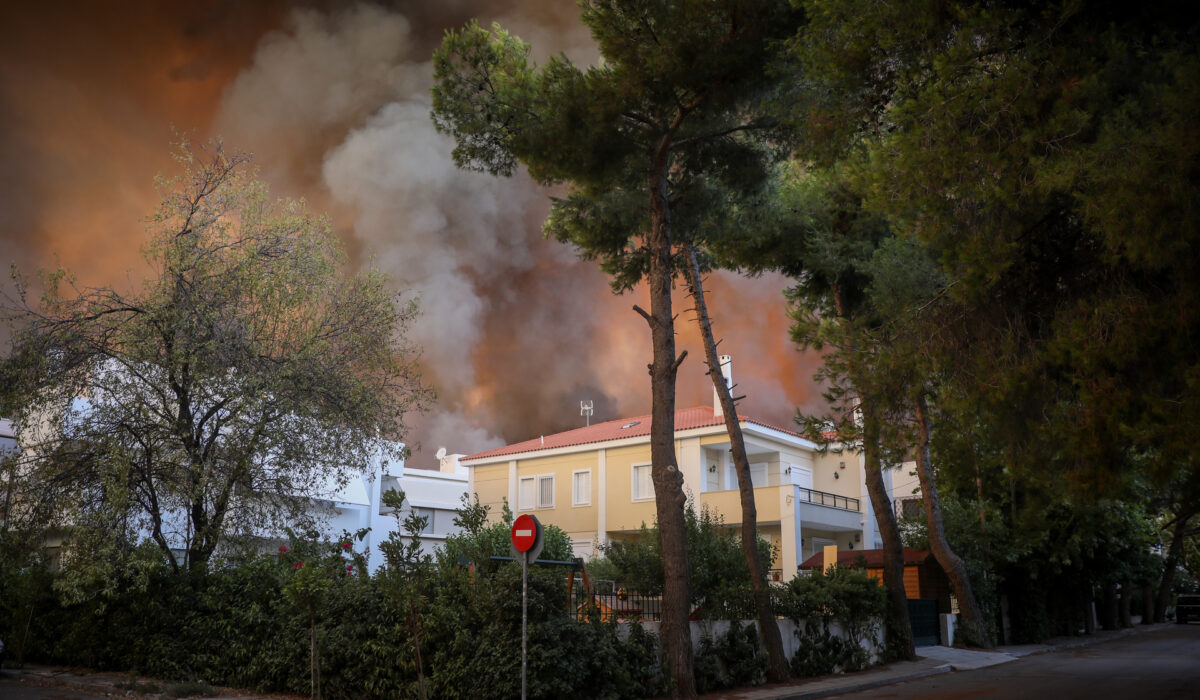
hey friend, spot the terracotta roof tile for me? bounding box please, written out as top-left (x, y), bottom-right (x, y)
top-left (462, 405), bottom-right (803, 461)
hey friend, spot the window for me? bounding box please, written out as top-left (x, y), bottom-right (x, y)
top-left (538, 475), bottom-right (555, 508)
top-left (521, 474), bottom-right (554, 509)
top-left (411, 507), bottom-right (435, 534)
top-left (633, 463), bottom-right (654, 500)
top-left (898, 498), bottom-right (922, 519)
top-left (519, 477), bottom-right (535, 510)
top-left (573, 470), bottom-right (591, 506)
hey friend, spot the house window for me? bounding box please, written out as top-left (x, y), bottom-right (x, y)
top-left (538, 475), bottom-right (555, 508)
top-left (521, 475), bottom-right (555, 509)
top-left (519, 477), bottom-right (535, 510)
top-left (633, 463), bottom-right (654, 501)
top-left (573, 470), bottom-right (591, 506)
top-left (898, 498), bottom-right (922, 519)
top-left (411, 507), bottom-right (435, 534)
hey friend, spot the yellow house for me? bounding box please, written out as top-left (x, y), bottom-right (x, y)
top-left (461, 369), bottom-right (885, 580)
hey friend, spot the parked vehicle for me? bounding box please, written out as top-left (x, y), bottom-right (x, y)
top-left (1177, 594), bottom-right (1200, 624)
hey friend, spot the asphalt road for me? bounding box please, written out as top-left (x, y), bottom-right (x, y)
top-left (0, 679), bottom-right (102, 700)
top-left (839, 623), bottom-right (1200, 700)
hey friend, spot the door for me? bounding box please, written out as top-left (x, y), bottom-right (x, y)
top-left (907, 598), bottom-right (940, 646)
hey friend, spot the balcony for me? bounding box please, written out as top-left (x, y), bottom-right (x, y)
top-left (794, 487), bottom-right (859, 512)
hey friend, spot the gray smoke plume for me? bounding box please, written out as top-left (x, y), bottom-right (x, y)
top-left (0, 1), bottom-right (825, 466)
top-left (212, 1), bottom-right (827, 462)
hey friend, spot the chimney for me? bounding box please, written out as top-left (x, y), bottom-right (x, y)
top-left (713, 354), bottom-right (733, 418)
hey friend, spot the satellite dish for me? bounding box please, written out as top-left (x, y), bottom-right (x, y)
top-left (435, 447), bottom-right (447, 460)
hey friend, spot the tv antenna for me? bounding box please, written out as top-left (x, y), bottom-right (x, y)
top-left (580, 400), bottom-right (594, 426)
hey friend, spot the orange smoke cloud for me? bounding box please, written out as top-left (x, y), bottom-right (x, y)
top-left (0, 0), bottom-right (826, 464)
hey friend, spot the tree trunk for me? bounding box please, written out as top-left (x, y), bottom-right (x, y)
top-left (1119, 582), bottom-right (1132, 628)
top-left (1142, 584), bottom-right (1155, 625)
top-left (913, 393), bottom-right (992, 648)
top-left (1081, 581), bottom-right (1095, 635)
top-left (682, 246), bottom-right (789, 683)
top-left (1099, 583), bottom-right (1118, 630)
top-left (861, 404), bottom-right (915, 659)
top-left (1155, 508), bottom-right (1194, 622)
top-left (643, 160), bottom-right (695, 698)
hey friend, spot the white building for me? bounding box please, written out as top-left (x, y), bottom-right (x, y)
top-left (318, 448), bottom-right (470, 572)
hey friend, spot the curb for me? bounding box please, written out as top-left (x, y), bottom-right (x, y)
top-left (770, 663), bottom-right (953, 700)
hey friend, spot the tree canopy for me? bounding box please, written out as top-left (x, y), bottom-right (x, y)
top-left (432, 3), bottom-right (802, 694)
top-left (1, 143), bottom-right (429, 579)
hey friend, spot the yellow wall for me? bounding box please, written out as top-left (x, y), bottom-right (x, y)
top-left (812, 450), bottom-right (862, 500)
top-left (604, 444), bottom-right (657, 532)
top-left (700, 486), bottom-right (782, 523)
top-left (473, 462), bottom-right (510, 519)
top-left (514, 451), bottom-right (600, 533)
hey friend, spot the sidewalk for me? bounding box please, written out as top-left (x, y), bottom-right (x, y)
top-left (1, 622), bottom-right (1174, 700)
top-left (705, 621), bottom-right (1173, 699)
top-left (0, 664), bottom-right (301, 700)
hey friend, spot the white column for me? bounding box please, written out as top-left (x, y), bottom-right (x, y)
top-left (597, 449), bottom-right (607, 548)
top-left (677, 437), bottom-right (702, 496)
top-left (508, 460), bottom-right (518, 514)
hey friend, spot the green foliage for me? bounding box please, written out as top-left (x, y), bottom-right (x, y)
top-left (693, 621), bottom-right (768, 693)
top-left (1, 142), bottom-right (429, 574)
top-left (777, 566), bottom-right (884, 670)
top-left (440, 499), bottom-right (574, 571)
top-left (789, 624), bottom-right (854, 678)
top-left (0, 508), bottom-right (671, 699)
top-left (596, 504), bottom-right (774, 616)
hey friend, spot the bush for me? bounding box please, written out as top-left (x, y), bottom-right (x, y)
top-left (593, 504), bottom-right (774, 617)
top-left (776, 566), bottom-right (885, 675)
top-left (2, 493), bottom-right (679, 699)
top-left (693, 621), bottom-right (768, 693)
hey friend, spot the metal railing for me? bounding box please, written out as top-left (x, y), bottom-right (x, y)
top-left (571, 590), bottom-right (663, 621)
top-left (795, 487), bottom-right (860, 512)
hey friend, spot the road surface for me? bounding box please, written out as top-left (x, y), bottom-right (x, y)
top-left (840, 623), bottom-right (1200, 699)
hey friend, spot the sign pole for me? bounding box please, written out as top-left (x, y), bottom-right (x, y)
top-left (510, 514), bottom-right (542, 700)
top-left (522, 548), bottom-right (528, 700)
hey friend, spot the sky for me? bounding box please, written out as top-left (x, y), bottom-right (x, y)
top-left (0, 0), bottom-right (826, 464)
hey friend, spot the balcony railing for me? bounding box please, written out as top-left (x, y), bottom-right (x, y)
top-left (795, 487), bottom-right (859, 512)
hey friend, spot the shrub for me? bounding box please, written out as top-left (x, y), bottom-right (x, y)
top-left (693, 620), bottom-right (768, 693)
top-left (777, 566), bottom-right (885, 675)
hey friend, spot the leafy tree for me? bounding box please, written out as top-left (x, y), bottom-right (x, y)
top-left (440, 496), bottom-right (574, 571)
top-left (597, 504), bottom-right (774, 618)
top-left (1, 143), bottom-right (429, 576)
top-left (719, 165), bottom-right (918, 657)
top-left (377, 488), bottom-right (434, 700)
top-left (771, 0), bottom-right (1200, 646)
top-left (431, 3), bottom-right (801, 692)
top-left (280, 528), bottom-right (369, 700)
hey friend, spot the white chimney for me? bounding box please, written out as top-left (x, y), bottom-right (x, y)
top-left (713, 354), bottom-right (733, 418)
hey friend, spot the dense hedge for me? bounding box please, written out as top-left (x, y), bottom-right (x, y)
top-left (1, 552), bottom-right (670, 699)
top-left (0, 508), bottom-right (886, 698)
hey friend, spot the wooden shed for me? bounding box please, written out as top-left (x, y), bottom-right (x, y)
top-left (798, 547), bottom-right (953, 613)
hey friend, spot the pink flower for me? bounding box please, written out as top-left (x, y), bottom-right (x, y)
top-left (346, 565), bottom-right (354, 572)
top-left (293, 561), bottom-right (304, 570)
top-left (278, 545), bottom-right (290, 554)
top-left (342, 542), bottom-right (352, 550)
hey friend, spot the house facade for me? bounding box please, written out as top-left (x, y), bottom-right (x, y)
top-left (3, 407), bottom-right (468, 573)
top-left (461, 364), bottom-right (888, 580)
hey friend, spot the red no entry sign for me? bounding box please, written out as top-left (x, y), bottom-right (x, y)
top-left (511, 513), bottom-right (540, 552)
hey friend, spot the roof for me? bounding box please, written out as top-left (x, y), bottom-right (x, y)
top-left (462, 405), bottom-right (805, 462)
top-left (797, 548), bottom-right (932, 570)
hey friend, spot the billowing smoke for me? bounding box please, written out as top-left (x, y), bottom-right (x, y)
top-left (0, 1), bottom-right (826, 466)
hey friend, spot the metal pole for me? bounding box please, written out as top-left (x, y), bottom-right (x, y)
top-left (522, 550), bottom-right (528, 700)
